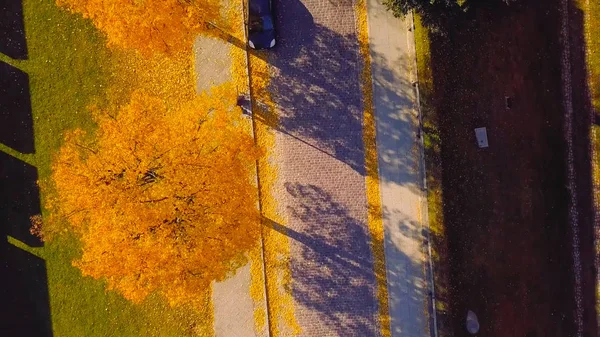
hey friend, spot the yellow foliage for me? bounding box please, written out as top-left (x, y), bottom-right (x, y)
top-left (247, 50), bottom-right (301, 335)
top-left (45, 86), bottom-right (262, 307)
top-left (108, 49), bottom-right (197, 109)
top-left (56, 0), bottom-right (221, 55)
top-left (355, 0), bottom-right (391, 336)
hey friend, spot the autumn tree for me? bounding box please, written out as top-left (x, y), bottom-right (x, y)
top-left (43, 86), bottom-right (262, 306)
top-left (56, 0), bottom-right (221, 54)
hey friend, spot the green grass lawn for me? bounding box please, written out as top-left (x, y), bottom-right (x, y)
top-left (1, 0), bottom-right (210, 335)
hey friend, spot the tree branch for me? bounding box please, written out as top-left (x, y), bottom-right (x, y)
top-left (74, 142), bottom-right (98, 155)
top-left (140, 197), bottom-right (169, 203)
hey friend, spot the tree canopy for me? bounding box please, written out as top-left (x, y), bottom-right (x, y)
top-left (56, 0), bottom-right (221, 54)
top-left (43, 86), bottom-right (262, 306)
top-left (383, 0), bottom-right (519, 31)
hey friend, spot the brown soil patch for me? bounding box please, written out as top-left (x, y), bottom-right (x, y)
top-left (428, 1), bottom-right (589, 336)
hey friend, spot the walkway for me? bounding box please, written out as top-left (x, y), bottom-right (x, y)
top-left (366, 1), bottom-right (431, 336)
top-left (199, 0), bottom-right (433, 334)
top-left (262, 0), bottom-right (432, 335)
top-left (194, 35), bottom-right (258, 337)
top-left (267, 0), bottom-right (380, 334)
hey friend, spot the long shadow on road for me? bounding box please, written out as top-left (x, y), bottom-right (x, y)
top-left (266, 183), bottom-right (426, 336)
top-left (259, 0), bottom-right (429, 335)
top-left (269, 0), bottom-right (366, 175)
top-left (266, 0), bottom-right (419, 187)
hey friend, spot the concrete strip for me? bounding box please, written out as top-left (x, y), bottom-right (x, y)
top-left (212, 264), bottom-right (256, 337)
top-left (194, 36), bottom-right (233, 93)
top-left (365, 1), bottom-right (431, 336)
top-left (193, 35), bottom-right (257, 337)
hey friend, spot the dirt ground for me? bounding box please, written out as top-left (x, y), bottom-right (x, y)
top-left (429, 1), bottom-right (596, 336)
top-left (567, 0), bottom-right (599, 335)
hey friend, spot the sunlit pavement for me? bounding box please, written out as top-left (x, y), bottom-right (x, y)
top-left (258, 0), bottom-right (432, 336)
top-left (194, 35), bottom-right (259, 337)
top-left (204, 0), bottom-right (434, 334)
top-left (265, 0), bottom-right (379, 335)
top-left (366, 2), bottom-right (432, 336)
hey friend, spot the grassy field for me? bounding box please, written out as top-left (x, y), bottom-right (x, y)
top-left (0, 0), bottom-right (210, 336)
top-left (423, 1), bottom-right (583, 336)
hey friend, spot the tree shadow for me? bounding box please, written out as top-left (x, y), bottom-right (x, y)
top-left (267, 183), bottom-right (426, 336)
top-left (268, 0), bottom-right (366, 175)
top-left (0, 61), bottom-right (34, 154)
top-left (380, 205), bottom-right (431, 336)
top-left (265, 0), bottom-right (420, 190)
top-left (566, 3), bottom-right (598, 337)
top-left (370, 46), bottom-right (423, 191)
top-left (0, 151), bottom-right (52, 337)
top-left (277, 182), bottom-right (378, 335)
top-left (0, 0), bottom-right (28, 59)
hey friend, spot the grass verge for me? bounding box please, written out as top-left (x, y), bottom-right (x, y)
top-left (354, 0), bottom-right (392, 336)
top-left (247, 50), bottom-right (301, 336)
top-left (413, 14), bottom-right (451, 337)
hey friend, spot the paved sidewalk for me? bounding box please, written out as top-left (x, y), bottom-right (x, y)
top-left (268, 0), bottom-right (380, 335)
top-left (261, 0), bottom-right (432, 335)
top-left (199, 0), bottom-right (432, 335)
top-left (366, 2), bottom-right (431, 336)
top-left (193, 35), bottom-right (257, 337)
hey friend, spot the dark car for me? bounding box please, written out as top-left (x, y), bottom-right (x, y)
top-left (248, 0), bottom-right (276, 49)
